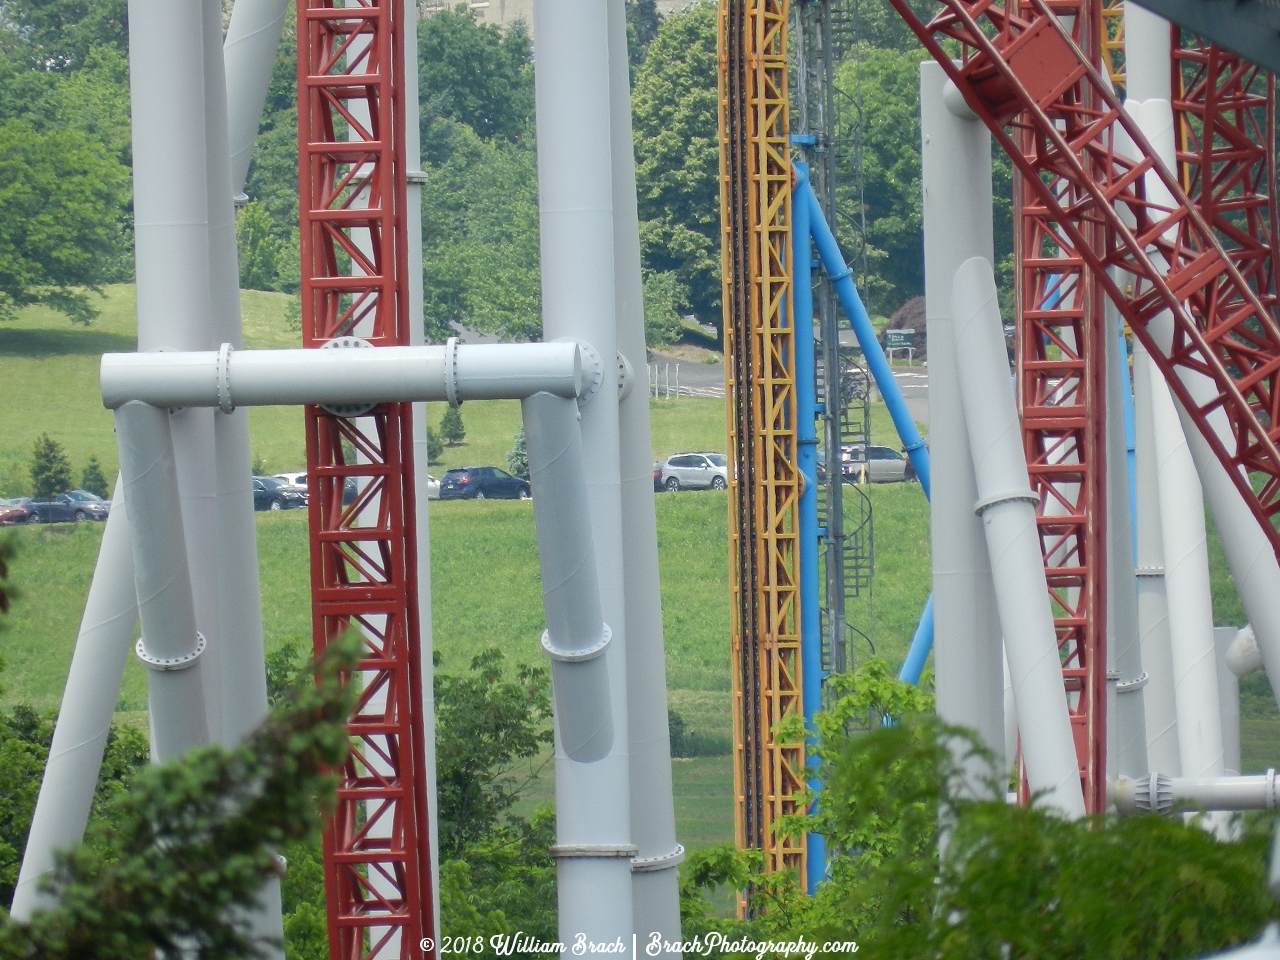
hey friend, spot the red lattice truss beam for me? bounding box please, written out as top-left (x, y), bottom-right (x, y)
top-left (1173, 35), bottom-right (1279, 330)
top-left (297, 3), bottom-right (436, 959)
top-left (1013, 0), bottom-right (1109, 813)
top-left (886, 0), bottom-right (1280, 571)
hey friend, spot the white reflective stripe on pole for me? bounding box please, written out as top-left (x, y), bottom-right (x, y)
top-left (951, 257), bottom-right (1086, 819)
top-left (101, 342), bottom-right (586, 409)
top-left (224, 0), bottom-right (290, 197)
top-left (1148, 356), bottom-right (1225, 780)
top-left (11, 480), bottom-right (137, 920)
top-left (534, 0), bottom-right (635, 938)
top-left (115, 402), bottom-right (211, 761)
top-left (1133, 340), bottom-right (1181, 775)
top-left (607, 0), bottom-right (680, 937)
top-left (921, 61), bottom-right (1005, 797)
top-left (1105, 303), bottom-right (1147, 780)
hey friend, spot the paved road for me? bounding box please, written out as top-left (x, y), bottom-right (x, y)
top-left (892, 367), bottom-right (929, 427)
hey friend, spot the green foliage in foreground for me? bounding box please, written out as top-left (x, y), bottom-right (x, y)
top-left (0, 635), bottom-right (357, 960)
top-left (678, 660), bottom-right (1280, 958)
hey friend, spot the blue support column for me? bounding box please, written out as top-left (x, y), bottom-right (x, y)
top-left (792, 164), bottom-right (825, 893)
top-left (799, 176), bottom-right (935, 688)
top-left (800, 180), bottom-right (931, 499)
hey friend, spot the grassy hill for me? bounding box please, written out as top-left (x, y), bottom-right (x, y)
top-left (3, 283), bottom-right (1278, 860)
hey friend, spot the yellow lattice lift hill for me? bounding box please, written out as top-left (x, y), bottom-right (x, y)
top-left (718, 0), bottom-right (807, 891)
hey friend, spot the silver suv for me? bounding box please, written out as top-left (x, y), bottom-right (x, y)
top-left (660, 452), bottom-right (729, 492)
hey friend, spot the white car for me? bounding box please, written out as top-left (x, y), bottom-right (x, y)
top-left (276, 470), bottom-right (440, 500)
top-left (659, 452), bottom-right (729, 492)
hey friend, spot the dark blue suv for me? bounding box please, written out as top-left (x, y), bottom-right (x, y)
top-left (439, 467), bottom-right (530, 501)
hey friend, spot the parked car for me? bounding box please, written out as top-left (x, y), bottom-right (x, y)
top-left (0, 498), bottom-right (33, 525)
top-left (659, 453), bottom-right (729, 492)
top-left (424, 474), bottom-right (440, 500)
top-left (25, 490), bottom-right (111, 523)
top-left (841, 444), bottom-right (915, 483)
top-left (653, 461), bottom-right (665, 492)
top-left (253, 476), bottom-right (308, 511)
top-left (274, 471), bottom-right (307, 489)
top-left (439, 466), bottom-right (531, 501)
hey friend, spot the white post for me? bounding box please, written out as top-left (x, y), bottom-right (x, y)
top-left (1148, 356), bottom-right (1225, 780)
top-left (401, 0), bottom-right (442, 935)
top-left (951, 257), bottom-right (1086, 819)
top-left (10, 482), bottom-right (137, 919)
top-left (607, 0), bottom-right (682, 936)
top-left (534, 0), bottom-right (635, 938)
top-left (1215, 627), bottom-right (1242, 777)
top-left (224, 0), bottom-right (291, 198)
top-left (1132, 340), bottom-right (1181, 775)
top-left (920, 61), bottom-right (1004, 796)
top-left (115, 402), bottom-right (211, 761)
top-left (1105, 307), bottom-right (1147, 780)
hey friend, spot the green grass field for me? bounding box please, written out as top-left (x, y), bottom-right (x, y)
top-left (4, 282), bottom-right (1280, 865)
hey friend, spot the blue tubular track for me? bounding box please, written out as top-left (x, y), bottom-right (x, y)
top-left (797, 177), bottom-right (935, 684)
top-left (792, 165), bottom-right (825, 894)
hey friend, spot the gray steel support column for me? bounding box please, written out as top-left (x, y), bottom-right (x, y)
top-left (534, 0), bottom-right (634, 939)
top-left (607, 0), bottom-right (682, 939)
top-left (1132, 341), bottom-right (1181, 775)
top-left (10, 482), bottom-right (137, 919)
top-left (1105, 305), bottom-right (1147, 781)
top-left (401, 0), bottom-right (441, 936)
top-left (115, 402), bottom-right (211, 761)
top-left (921, 61), bottom-right (1004, 796)
top-left (224, 0), bottom-right (290, 197)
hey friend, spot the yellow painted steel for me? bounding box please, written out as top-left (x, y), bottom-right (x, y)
top-left (718, 0), bottom-right (806, 890)
top-left (1101, 0), bottom-right (1125, 89)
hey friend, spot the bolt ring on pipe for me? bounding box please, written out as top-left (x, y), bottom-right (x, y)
top-left (973, 490), bottom-right (1041, 515)
top-left (444, 336), bottom-right (461, 408)
top-left (631, 843), bottom-right (685, 874)
top-left (135, 632), bottom-right (206, 671)
top-left (216, 343), bottom-right (235, 414)
top-left (540, 624), bottom-right (612, 663)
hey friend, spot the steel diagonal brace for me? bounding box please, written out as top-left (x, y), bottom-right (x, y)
top-left (888, 0), bottom-right (1280, 554)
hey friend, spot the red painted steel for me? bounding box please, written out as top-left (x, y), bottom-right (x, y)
top-left (297, 3), bottom-right (435, 959)
top-left (1173, 35), bottom-right (1279, 328)
top-left (1012, 0), bottom-right (1109, 812)
top-left (885, 0), bottom-right (1280, 573)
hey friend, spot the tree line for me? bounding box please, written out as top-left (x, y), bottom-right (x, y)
top-left (0, 0), bottom-right (1012, 348)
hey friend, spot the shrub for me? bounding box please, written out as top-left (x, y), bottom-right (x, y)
top-left (80, 455), bottom-right (109, 498)
top-left (29, 434), bottom-right (71, 499)
top-left (440, 407), bottom-right (466, 446)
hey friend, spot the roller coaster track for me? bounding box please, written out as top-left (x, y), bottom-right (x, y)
top-left (718, 0), bottom-right (807, 886)
top-left (297, 2), bottom-right (435, 957)
top-left (888, 0), bottom-right (1280, 566)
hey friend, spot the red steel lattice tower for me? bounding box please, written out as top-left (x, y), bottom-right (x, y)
top-left (296, 2), bottom-right (435, 959)
top-left (1013, 0), bottom-right (1109, 813)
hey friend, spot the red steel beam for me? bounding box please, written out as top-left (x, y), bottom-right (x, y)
top-left (885, 0), bottom-right (1280, 578)
top-left (297, 3), bottom-right (435, 959)
top-left (1173, 35), bottom-right (1279, 327)
top-left (1013, 0), bottom-right (1109, 810)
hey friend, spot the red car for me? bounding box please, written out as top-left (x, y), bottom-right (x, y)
top-left (0, 498), bottom-right (33, 525)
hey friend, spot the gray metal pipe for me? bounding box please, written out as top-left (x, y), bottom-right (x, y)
top-left (101, 342), bottom-right (587, 409)
top-left (534, 0), bottom-right (635, 937)
top-left (951, 256), bottom-right (1086, 819)
top-left (920, 60), bottom-right (1005, 798)
top-left (114, 402), bottom-right (210, 761)
top-left (1115, 770), bottom-right (1278, 815)
top-left (10, 481), bottom-right (137, 920)
top-left (1132, 341), bottom-right (1181, 775)
top-left (606, 0), bottom-right (681, 937)
top-left (523, 393), bottom-right (615, 763)
top-left (224, 0), bottom-right (290, 197)
top-left (1106, 301), bottom-right (1148, 780)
